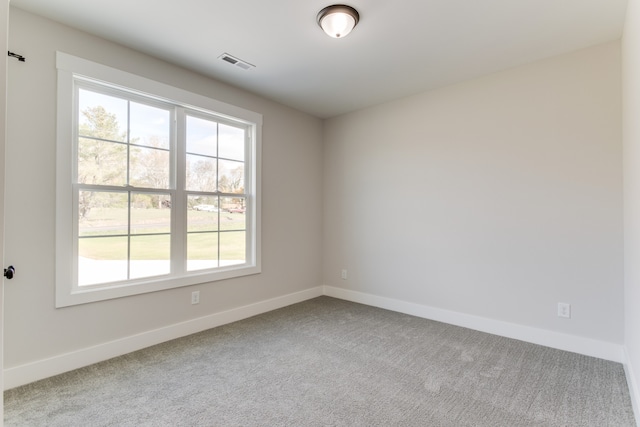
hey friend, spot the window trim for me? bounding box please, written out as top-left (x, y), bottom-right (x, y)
top-left (56, 52), bottom-right (262, 308)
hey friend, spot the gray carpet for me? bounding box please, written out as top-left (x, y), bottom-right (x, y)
top-left (4, 297), bottom-right (636, 426)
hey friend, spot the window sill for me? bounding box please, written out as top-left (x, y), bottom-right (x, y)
top-left (56, 263), bottom-right (261, 308)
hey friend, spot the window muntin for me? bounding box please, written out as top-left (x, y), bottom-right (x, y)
top-left (77, 189), bottom-right (173, 286)
top-left (74, 83), bottom-right (252, 287)
top-left (183, 111), bottom-right (248, 272)
top-left (57, 52), bottom-right (261, 307)
top-left (75, 85), bottom-right (176, 287)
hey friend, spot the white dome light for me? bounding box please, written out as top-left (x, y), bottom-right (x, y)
top-left (317, 5), bottom-right (360, 39)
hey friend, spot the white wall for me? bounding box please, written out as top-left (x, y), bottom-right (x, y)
top-left (4, 8), bottom-right (323, 379)
top-left (324, 42), bottom-right (623, 350)
top-left (623, 0), bottom-right (640, 419)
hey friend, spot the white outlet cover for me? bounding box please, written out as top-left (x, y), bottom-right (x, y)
top-left (557, 302), bottom-right (571, 318)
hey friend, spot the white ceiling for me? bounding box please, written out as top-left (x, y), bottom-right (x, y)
top-left (11, 0), bottom-right (629, 118)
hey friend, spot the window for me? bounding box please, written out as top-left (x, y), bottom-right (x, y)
top-left (56, 52), bottom-right (261, 307)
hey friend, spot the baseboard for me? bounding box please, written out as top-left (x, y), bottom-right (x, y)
top-left (4, 285), bottom-right (625, 390)
top-left (4, 286), bottom-right (324, 390)
top-left (623, 347), bottom-right (640, 426)
top-left (323, 286), bottom-right (624, 363)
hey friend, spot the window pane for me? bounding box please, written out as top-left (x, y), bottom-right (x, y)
top-left (130, 146), bottom-right (170, 189)
top-left (220, 231), bottom-right (245, 266)
top-left (78, 236), bottom-right (128, 286)
top-left (188, 195), bottom-right (218, 232)
top-left (218, 123), bottom-right (244, 161)
top-left (186, 115), bottom-right (217, 157)
top-left (186, 154), bottom-right (217, 191)
top-left (131, 193), bottom-right (171, 234)
top-left (218, 160), bottom-right (244, 193)
top-left (130, 235), bottom-right (171, 279)
top-left (78, 89), bottom-right (127, 142)
top-left (187, 232), bottom-right (218, 271)
top-left (130, 102), bottom-right (170, 149)
top-left (78, 138), bottom-right (127, 186)
top-left (79, 191), bottom-right (128, 236)
top-left (220, 197), bottom-right (246, 231)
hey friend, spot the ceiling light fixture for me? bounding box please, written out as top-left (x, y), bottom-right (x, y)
top-left (317, 4), bottom-right (360, 39)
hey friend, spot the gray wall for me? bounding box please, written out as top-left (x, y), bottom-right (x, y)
top-left (623, 0), bottom-right (640, 415)
top-left (323, 41), bottom-right (623, 344)
top-left (1, 0), bottom-right (8, 406)
top-left (4, 8), bottom-right (323, 368)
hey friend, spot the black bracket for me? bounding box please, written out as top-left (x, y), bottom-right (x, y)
top-left (7, 51), bottom-right (25, 62)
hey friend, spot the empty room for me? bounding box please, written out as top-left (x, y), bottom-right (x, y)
top-left (1, 0), bottom-right (640, 425)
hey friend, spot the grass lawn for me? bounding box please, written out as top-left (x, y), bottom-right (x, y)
top-left (79, 208), bottom-right (246, 261)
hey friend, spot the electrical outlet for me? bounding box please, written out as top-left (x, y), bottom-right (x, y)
top-left (191, 291), bottom-right (200, 305)
top-left (557, 302), bottom-right (570, 319)
top-left (341, 269), bottom-right (347, 280)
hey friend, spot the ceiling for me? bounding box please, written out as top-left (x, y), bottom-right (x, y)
top-left (11, 0), bottom-right (629, 118)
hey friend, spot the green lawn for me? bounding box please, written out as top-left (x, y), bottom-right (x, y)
top-left (79, 208), bottom-right (246, 261)
top-left (80, 208), bottom-right (245, 235)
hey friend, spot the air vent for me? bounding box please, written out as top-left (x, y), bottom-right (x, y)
top-left (218, 53), bottom-right (255, 70)
top-left (222, 56), bottom-right (238, 65)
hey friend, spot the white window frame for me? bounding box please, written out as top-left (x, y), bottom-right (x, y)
top-left (56, 52), bottom-right (262, 308)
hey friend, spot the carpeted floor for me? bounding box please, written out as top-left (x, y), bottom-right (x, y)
top-left (4, 297), bottom-right (637, 426)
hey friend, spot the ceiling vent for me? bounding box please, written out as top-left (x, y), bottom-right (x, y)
top-left (218, 53), bottom-right (255, 70)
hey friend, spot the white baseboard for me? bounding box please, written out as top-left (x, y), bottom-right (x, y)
top-left (4, 286), bottom-right (323, 390)
top-left (323, 286), bottom-right (624, 363)
top-left (623, 347), bottom-right (640, 426)
top-left (4, 285), bottom-right (626, 391)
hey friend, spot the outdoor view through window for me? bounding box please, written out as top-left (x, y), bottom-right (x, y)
top-left (76, 85), bottom-right (248, 287)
